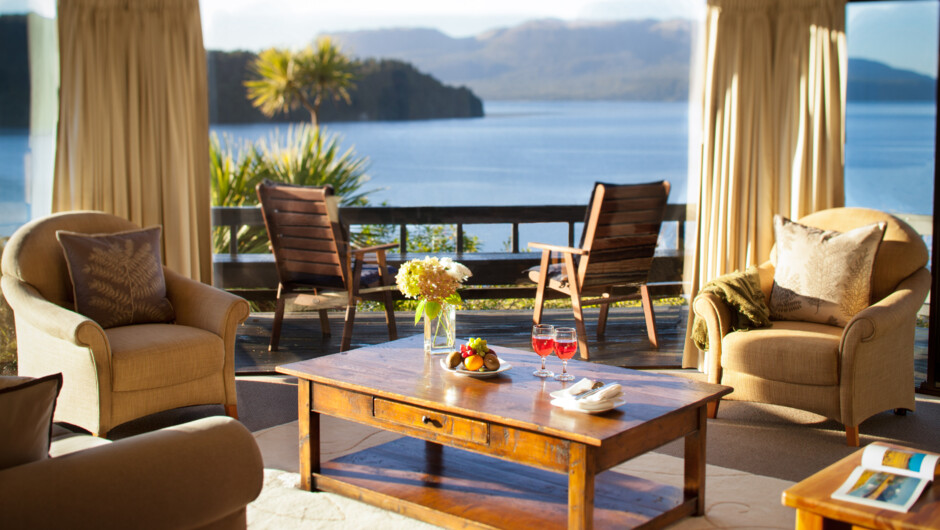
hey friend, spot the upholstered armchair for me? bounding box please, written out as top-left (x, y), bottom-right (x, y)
top-left (1, 211), bottom-right (250, 437)
top-left (692, 208), bottom-right (930, 446)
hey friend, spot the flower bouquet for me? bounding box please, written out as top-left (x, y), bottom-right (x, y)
top-left (396, 256), bottom-right (472, 354)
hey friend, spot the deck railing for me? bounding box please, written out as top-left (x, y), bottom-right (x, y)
top-left (211, 203), bottom-right (690, 299)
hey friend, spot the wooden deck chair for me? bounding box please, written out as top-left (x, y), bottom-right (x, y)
top-left (528, 181), bottom-right (670, 359)
top-left (256, 180), bottom-right (398, 352)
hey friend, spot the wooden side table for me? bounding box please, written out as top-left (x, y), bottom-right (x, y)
top-left (782, 443), bottom-right (940, 529)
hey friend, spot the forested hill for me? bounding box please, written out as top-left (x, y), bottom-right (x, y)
top-left (207, 52), bottom-right (484, 124)
top-left (0, 14), bottom-right (483, 128)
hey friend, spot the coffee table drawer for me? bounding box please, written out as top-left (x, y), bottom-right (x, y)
top-left (374, 398), bottom-right (489, 445)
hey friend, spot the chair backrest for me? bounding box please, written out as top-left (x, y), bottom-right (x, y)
top-left (577, 181), bottom-right (671, 289)
top-left (1, 211), bottom-right (141, 309)
top-left (256, 180), bottom-right (349, 289)
top-left (793, 207), bottom-right (928, 303)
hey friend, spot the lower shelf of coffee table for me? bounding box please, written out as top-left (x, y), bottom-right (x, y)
top-left (312, 437), bottom-right (694, 529)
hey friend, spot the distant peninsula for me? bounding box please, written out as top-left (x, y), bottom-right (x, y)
top-left (208, 52), bottom-right (484, 124)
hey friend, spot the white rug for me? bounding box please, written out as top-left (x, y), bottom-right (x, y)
top-left (248, 417), bottom-right (796, 529)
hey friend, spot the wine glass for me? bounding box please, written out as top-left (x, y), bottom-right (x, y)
top-left (531, 324), bottom-right (555, 378)
top-left (552, 327), bottom-right (577, 382)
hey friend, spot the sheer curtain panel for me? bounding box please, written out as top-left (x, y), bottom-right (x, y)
top-left (53, 0), bottom-right (212, 282)
top-left (683, 0), bottom-right (847, 368)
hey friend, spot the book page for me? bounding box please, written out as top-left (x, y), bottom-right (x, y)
top-left (832, 466), bottom-right (931, 513)
top-left (861, 444), bottom-right (939, 480)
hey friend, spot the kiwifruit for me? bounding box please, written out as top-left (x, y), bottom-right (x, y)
top-left (483, 353), bottom-right (500, 371)
top-left (446, 350), bottom-right (463, 369)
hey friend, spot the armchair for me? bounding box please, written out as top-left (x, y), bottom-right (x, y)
top-left (1, 211), bottom-right (250, 437)
top-left (692, 207), bottom-right (930, 446)
top-left (0, 415), bottom-right (263, 529)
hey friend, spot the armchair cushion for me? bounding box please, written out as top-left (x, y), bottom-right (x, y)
top-left (0, 373), bottom-right (63, 470)
top-left (769, 216), bottom-right (885, 326)
top-left (108, 324), bottom-right (224, 392)
top-left (721, 321), bottom-right (842, 386)
top-left (56, 227), bottom-right (175, 328)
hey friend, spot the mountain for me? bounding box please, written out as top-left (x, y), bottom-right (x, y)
top-left (208, 52), bottom-right (483, 124)
top-left (0, 15), bottom-right (30, 128)
top-left (847, 58), bottom-right (937, 101)
top-left (327, 20), bottom-right (937, 102)
top-left (326, 19), bottom-right (694, 101)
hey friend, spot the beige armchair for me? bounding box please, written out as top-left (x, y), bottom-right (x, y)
top-left (0, 415), bottom-right (263, 529)
top-left (693, 207), bottom-right (930, 446)
top-left (1, 211), bottom-right (250, 437)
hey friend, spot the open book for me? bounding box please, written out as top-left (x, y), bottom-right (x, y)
top-left (831, 444), bottom-right (939, 513)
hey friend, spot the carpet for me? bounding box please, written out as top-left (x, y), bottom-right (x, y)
top-left (248, 416), bottom-right (796, 529)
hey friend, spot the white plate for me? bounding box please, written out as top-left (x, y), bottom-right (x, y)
top-left (550, 396), bottom-right (627, 414)
top-left (439, 357), bottom-right (512, 378)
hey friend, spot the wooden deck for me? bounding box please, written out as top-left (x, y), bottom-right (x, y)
top-left (235, 305), bottom-right (689, 373)
top-left (234, 304), bottom-right (930, 388)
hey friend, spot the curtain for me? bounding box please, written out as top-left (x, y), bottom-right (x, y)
top-left (53, 0), bottom-right (212, 282)
top-left (682, 0), bottom-right (847, 368)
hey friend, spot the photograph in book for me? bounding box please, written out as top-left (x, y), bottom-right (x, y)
top-left (831, 444), bottom-right (939, 513)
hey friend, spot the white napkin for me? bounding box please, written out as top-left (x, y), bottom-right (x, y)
top-left (552, 378), bottom-right (623, 412)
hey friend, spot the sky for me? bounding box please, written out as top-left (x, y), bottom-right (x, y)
top-left (3, 0), bottom-right (937, 77)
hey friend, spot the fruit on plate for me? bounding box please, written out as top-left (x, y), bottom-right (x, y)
top-left (445, 350), bottom-right (462, 369)
top-left (456, 337), bottom-right (500, 372)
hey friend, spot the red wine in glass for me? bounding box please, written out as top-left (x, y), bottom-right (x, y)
top-left (531, 324), bottom-right (554, 378)
top-left (553, 327), bottom-right (577, 381)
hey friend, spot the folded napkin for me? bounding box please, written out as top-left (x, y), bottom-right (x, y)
top-left (552, 378), bottom-right (623, 412)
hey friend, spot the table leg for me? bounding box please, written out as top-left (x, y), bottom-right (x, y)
top-left (298, 379), bottom-right (320, 491)
top-left (568, 442), bottom-right (596, 530)
top-left (684, 405), bottom-right (707, 515)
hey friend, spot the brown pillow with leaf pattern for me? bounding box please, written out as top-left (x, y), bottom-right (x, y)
top-left (56, 227), bottom-right (175, 328)
top-left (769, 216), bottom-right (885, 327)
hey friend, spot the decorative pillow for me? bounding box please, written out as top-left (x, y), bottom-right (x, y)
top-left (0, 373), bottom-right (63, 470)
top-left (769, 216), bottom-right (886, 327)
top-left (56, 227), bottom-right (175, 329)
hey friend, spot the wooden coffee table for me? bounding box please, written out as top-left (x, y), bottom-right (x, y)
top-left (782, 443), bottom-right (940, 530)
top-left (277, 336), bottom-right (731, 529)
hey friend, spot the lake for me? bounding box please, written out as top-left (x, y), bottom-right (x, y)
top-left (1, 100), bottom-right (936, 247)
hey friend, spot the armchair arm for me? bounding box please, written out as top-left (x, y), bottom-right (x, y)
top-left (0, 416), bottom-right (264, 529)
top-left (1, 276), bottom-right (107, 349)
top-left (164, 268), bottom-right (250, 337)
top-left (692, 291), bottom-right (733, 383)
top-left (839, 267), bottom-right (931, 426)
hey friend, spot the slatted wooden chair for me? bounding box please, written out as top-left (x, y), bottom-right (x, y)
top-left (256, 180), bottom-right (398, 352)
top-left (528, 181), bottom-right (670, 359)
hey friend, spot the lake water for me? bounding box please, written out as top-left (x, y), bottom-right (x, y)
top-left (1, 101), bottom-right (936, 248)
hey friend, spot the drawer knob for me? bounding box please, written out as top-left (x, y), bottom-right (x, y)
top-left (422, 415), bottom-right (432, 424)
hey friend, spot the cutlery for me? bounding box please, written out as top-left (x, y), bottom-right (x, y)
top-left (575, 382), bottom-right (609, 400)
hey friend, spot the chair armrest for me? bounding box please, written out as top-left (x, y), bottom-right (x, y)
top-left (0, 275), bottom-right (107, 349)
top-left (164, 268), bottom-right (250, 337)
top-left (0, 416), bottom-right (264, 529)
top-left (692, 291), bottom-right (733, 383)
top-left (527, 242), bottom-right (587, 255)
top-left (351, 242), bottom-right (398, 254)
top-left (839, 267), bottom-right (931, 425)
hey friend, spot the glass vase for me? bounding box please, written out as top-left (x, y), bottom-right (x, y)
top-left (424, 303), bottom-right (456, 355)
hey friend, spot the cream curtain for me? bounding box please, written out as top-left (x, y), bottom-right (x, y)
top-left (682, 0), bottom-right (847, 368)
top-left (53, 0), bottom-right (212, 282)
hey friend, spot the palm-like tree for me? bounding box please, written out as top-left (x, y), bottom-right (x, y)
top-left (245, 38), bottom-right (355, 127)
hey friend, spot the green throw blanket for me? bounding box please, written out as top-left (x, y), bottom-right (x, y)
top-left (691, 266), bottom-right (772, 351)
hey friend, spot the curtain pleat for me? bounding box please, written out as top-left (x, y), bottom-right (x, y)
top-left (683, 0), bottom-right (847, 368)
top-left (53, 0), bottom-right (211, 282)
